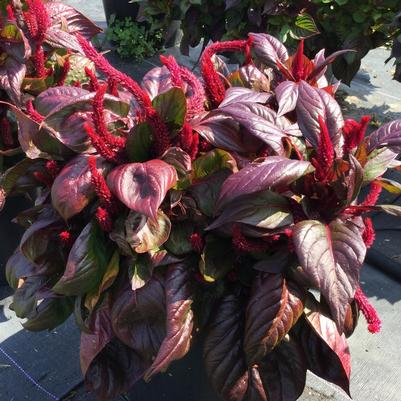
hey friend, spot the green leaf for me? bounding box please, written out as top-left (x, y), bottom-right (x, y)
top-left (192, 149), bottom-right (237, 180)
top-left (363, 148), bottom-right (398, 183)
top-left (292, 13), bottom-right (319, 39)
top-left (130, 254), bottom-right (154, 291)
top-left (152, 87), bottom-right (187, 129)
top-left (126, 122), bottom-right (153, 162)
top-left (335, 0), bottom-right (348, 5)
top-left (165, 221), bottom-right (194, 255)
top-left (199, 234), bottom-right (234, 282)
top-left (352, 11), bottom-right (366, 23)
top-left (52, 221), bottom-right (114, 296)
top-left (376, 178), bottom-right (401, 194)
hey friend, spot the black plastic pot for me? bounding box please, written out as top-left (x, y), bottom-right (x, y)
top-left (0, 197), bottom-right (30, 285)
top-left (102, 0), bottom-right (140, 23)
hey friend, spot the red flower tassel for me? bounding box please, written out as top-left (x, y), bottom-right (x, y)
top-left (312, 115), bottom-right (335, 182)
top-left (85, 66), bottom-right (99, 92)
top-left (6, 4), bottom-right (15, 21)
top-left (108, 78), bottom-right (118, 97)
top-left (96, 206), bottom-right (113, 232)
top-left (201, 40), bottom-right (247, 107)
top-left (343, 115), bottom-right (371, 154)
top-left (84, 123), bottom-right (119, 163)
top-left (160, 55), bottom-right (183, 88)
top-left (88, 155), bottom-right (113, 209)
top-left (354, 287), bottom-right (381, 333)
top-left (57, 56), bottom-right (71, 86)
top-left (361, 181), bottom-right (382, 207)
top-left (232, 224), bottom-right (269, 253)
top-left (292, 39), bottom-right (305, 81)
top-left (362, 217), bottom-right (375, 248)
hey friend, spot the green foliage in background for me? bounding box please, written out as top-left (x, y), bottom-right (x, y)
top-left (134, 0), bottom-right (401, 84)
top-left (106, 15), bottom-right (163, 61)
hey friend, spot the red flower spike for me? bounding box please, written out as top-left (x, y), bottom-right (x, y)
top-left (92, 84), bottom-right (126, 150)
top-left (85, 67), bottom-right (99, 92)
top-left (77, 34), bottom-right (152, 110)
top-left (45, 160), bottom-right (59, 179)
top-left (343, 115), bottom-right (371, 154)
top-left (180, 65), bottom-right (206, 118)
top-left (108, 78), bottom-right (118, 97)
top-left (354, 287), bottom-right (381, 334)
top-left (0, 118), bottom-right (13, 148)
top-left (25, 0), bottom-right (50, 43)
top-left (84, 123), bottom-right (119, 163)
top-left (190, 132), bottom-right (199, 160)
top-left (244, 36), bottom-right (253, 65)
top-left (146, 107), bottom-right (171, 156)
top-left (26, 100), bottom-right (44, 123)
top-left (314, 115), bottom-right (334, 182)
top-left (292, 39), bottom-right (305, 81)
top-left (232, 224), bottom-right (269, 253)
top-left (361, 181), bottom-right (382, 207)
top-left (6, 4), bottom-right (15, 21)
top-left (362, 217), bottom-right (375, 248)
top-left (201, 40), bottom-right (247, 107)
top-left (57, 56), bottom-right (71, 86)
top-left (190, 232), bottom-right (204, 254)
top-left (96, 206), bottom-right (113, 232)
top-left (32, 45), bottom-right (48, 78)
top-left (160, 55), bottom-right (183, 88)
top-left (180, 123), bottom-right (193, 152)
top-left (199, 139), bottom-right (212, 152)
top-left (72, 80), bottom-right (82, 88)
top-left (88, 155), bottom-right (113, 210)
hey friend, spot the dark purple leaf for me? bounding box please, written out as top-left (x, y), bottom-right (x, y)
top-left (275, 81), bottom-right (299, 117)
top-left (296, 81), bottom-right (344, 152)
top-left (112, 277), bottom-right (166, 364)
top-left (107, 160), bottom-right (177, 220)
top-left (253, 251), bottom-right (293, 274)
top-left (299, 296), bottom-right (351, 395)
top-left (217, 156), bottom-right (313, 209)
top-left (192, 112), bottom-right (262, 154)
top-left (51, 155), bottom-right (110, 220)
top-left (208, 190), bottom-right (292, 231)
top-left (258, 336), bottom-right (307, 401)
top-left (346, 154), bottom-right (363, 205)
top-left (292, 219), bottom-right (366, 332)
top-left (162, 147), bottom-right (192, 184)
top-left (125, 210), bottom-right (171, 253)
top-left (144, 263), bottom-right (194, 380)
top-left (0, 57), bottom-right (26, 105)
top-left (0, 23), bottom-right (31, 62)
top-left (203, 292), bottom-right (248, 401)
top-left (368, 204), bottom-right (401, 217)
top-left (219, 87), bottom-right (271, 108)
top-left (219, 103), bottom-right (288, 155)
top-left (53, 222), bottom-right (113, 295)
top-left (249, 33), bottom-right (289, 66)
top-left (244, 273), bottom-right (304, 364)
top-left (367, 119), bottom-right (401, 153)
top-left (225, 0), bottom-right (242, 10)
top-left (141, 66), bottom-right (174, 99)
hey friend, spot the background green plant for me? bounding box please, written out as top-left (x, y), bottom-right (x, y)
top-left (134, 0), bottom-right (401, 84)
top-left (106, 15), bottom-right (163, 61)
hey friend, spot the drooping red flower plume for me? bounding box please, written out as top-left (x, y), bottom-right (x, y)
top-left (201, 39), bottom-right (248, 107)
top-left (354, 287), bottom-right (381, 333)
top-left (85, 67), bottom-right (99, 92)
top-left (96, 206), bottom-right (113, 232)
top-left (84, 123), bottom-right (119, 163)
top-left (361, 181), bottom-right (382, 207)
top-left (160, 55), bottom-right (183, 88)
top-left (108, 78), bottom-right (118, 97)
top-left (88, 156), bottom-right (113, 211)
top-left (343, 115), bottom-right (371, 153)
top-left (180, 65), bottom-right (206, 119)
top-left (312, 115), bottom-right (334, 182)
top-left (6, 4), bottom-right (15, 21)
top-left (57, 56), bottom-right (71, 86)
top-left (77, 34), bottom-right (170, 156)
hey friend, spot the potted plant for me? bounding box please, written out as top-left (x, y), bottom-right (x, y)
top-left (2, 1), bottom-right (401, 400)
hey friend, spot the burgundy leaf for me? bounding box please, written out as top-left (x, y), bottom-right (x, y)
top-left (309, 50), bottom-right (355, 82)
top-left (228, 65), bottom-right (271, 92)
top-left (192, 112), bottom-right (261, 154)
top-left (275, 81), bottom-right (299, 117)
top-left (81, 297), bottom-right (144, 401)
top-left (219, 103), bottom-right (288, 155)
top-left (292, 219), bottom-right (366, 332)
top-left (299, 296), bottom-right (351, 395)
top-left (107, 160), bottom-right (177, 220)
top-left (367, 119), bottom-right (401, 153)
top-left (219, 87), bottom-right (271, 108)
top-left (244, 273), bottom-right (304, 365)
top-left (144, 262), bottom-right (194, 380)
top-left (51, 155), bottom-right (109, 220)
top-left (45, 2), bottom-right (102, 39)
top-left (203, 292), bottom-right (248, 401)
top-left (112, 277), bottom-right (166, 364)
top-left (217, 157), bottom-right (313, 209)
top-left (249, 33), bottom-right (289, 66)
top-left (208, 190), bottom-right (292, 231)
top-left (258, 336), bottom-right (307, 401)
top-left (296, 81), bottom-right (343, 152)
top-left (0, 57), bottom-right (26, 105)
top-left (141, 66), bottom-right (176, 99)
top-left (346, 154), bottom-right (363, 205)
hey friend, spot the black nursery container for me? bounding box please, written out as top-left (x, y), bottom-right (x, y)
top-left (102, 0), bottom-right (140, 23)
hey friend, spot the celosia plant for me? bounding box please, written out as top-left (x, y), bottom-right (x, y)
top-left (2, 2), bottom-right (401, 400)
